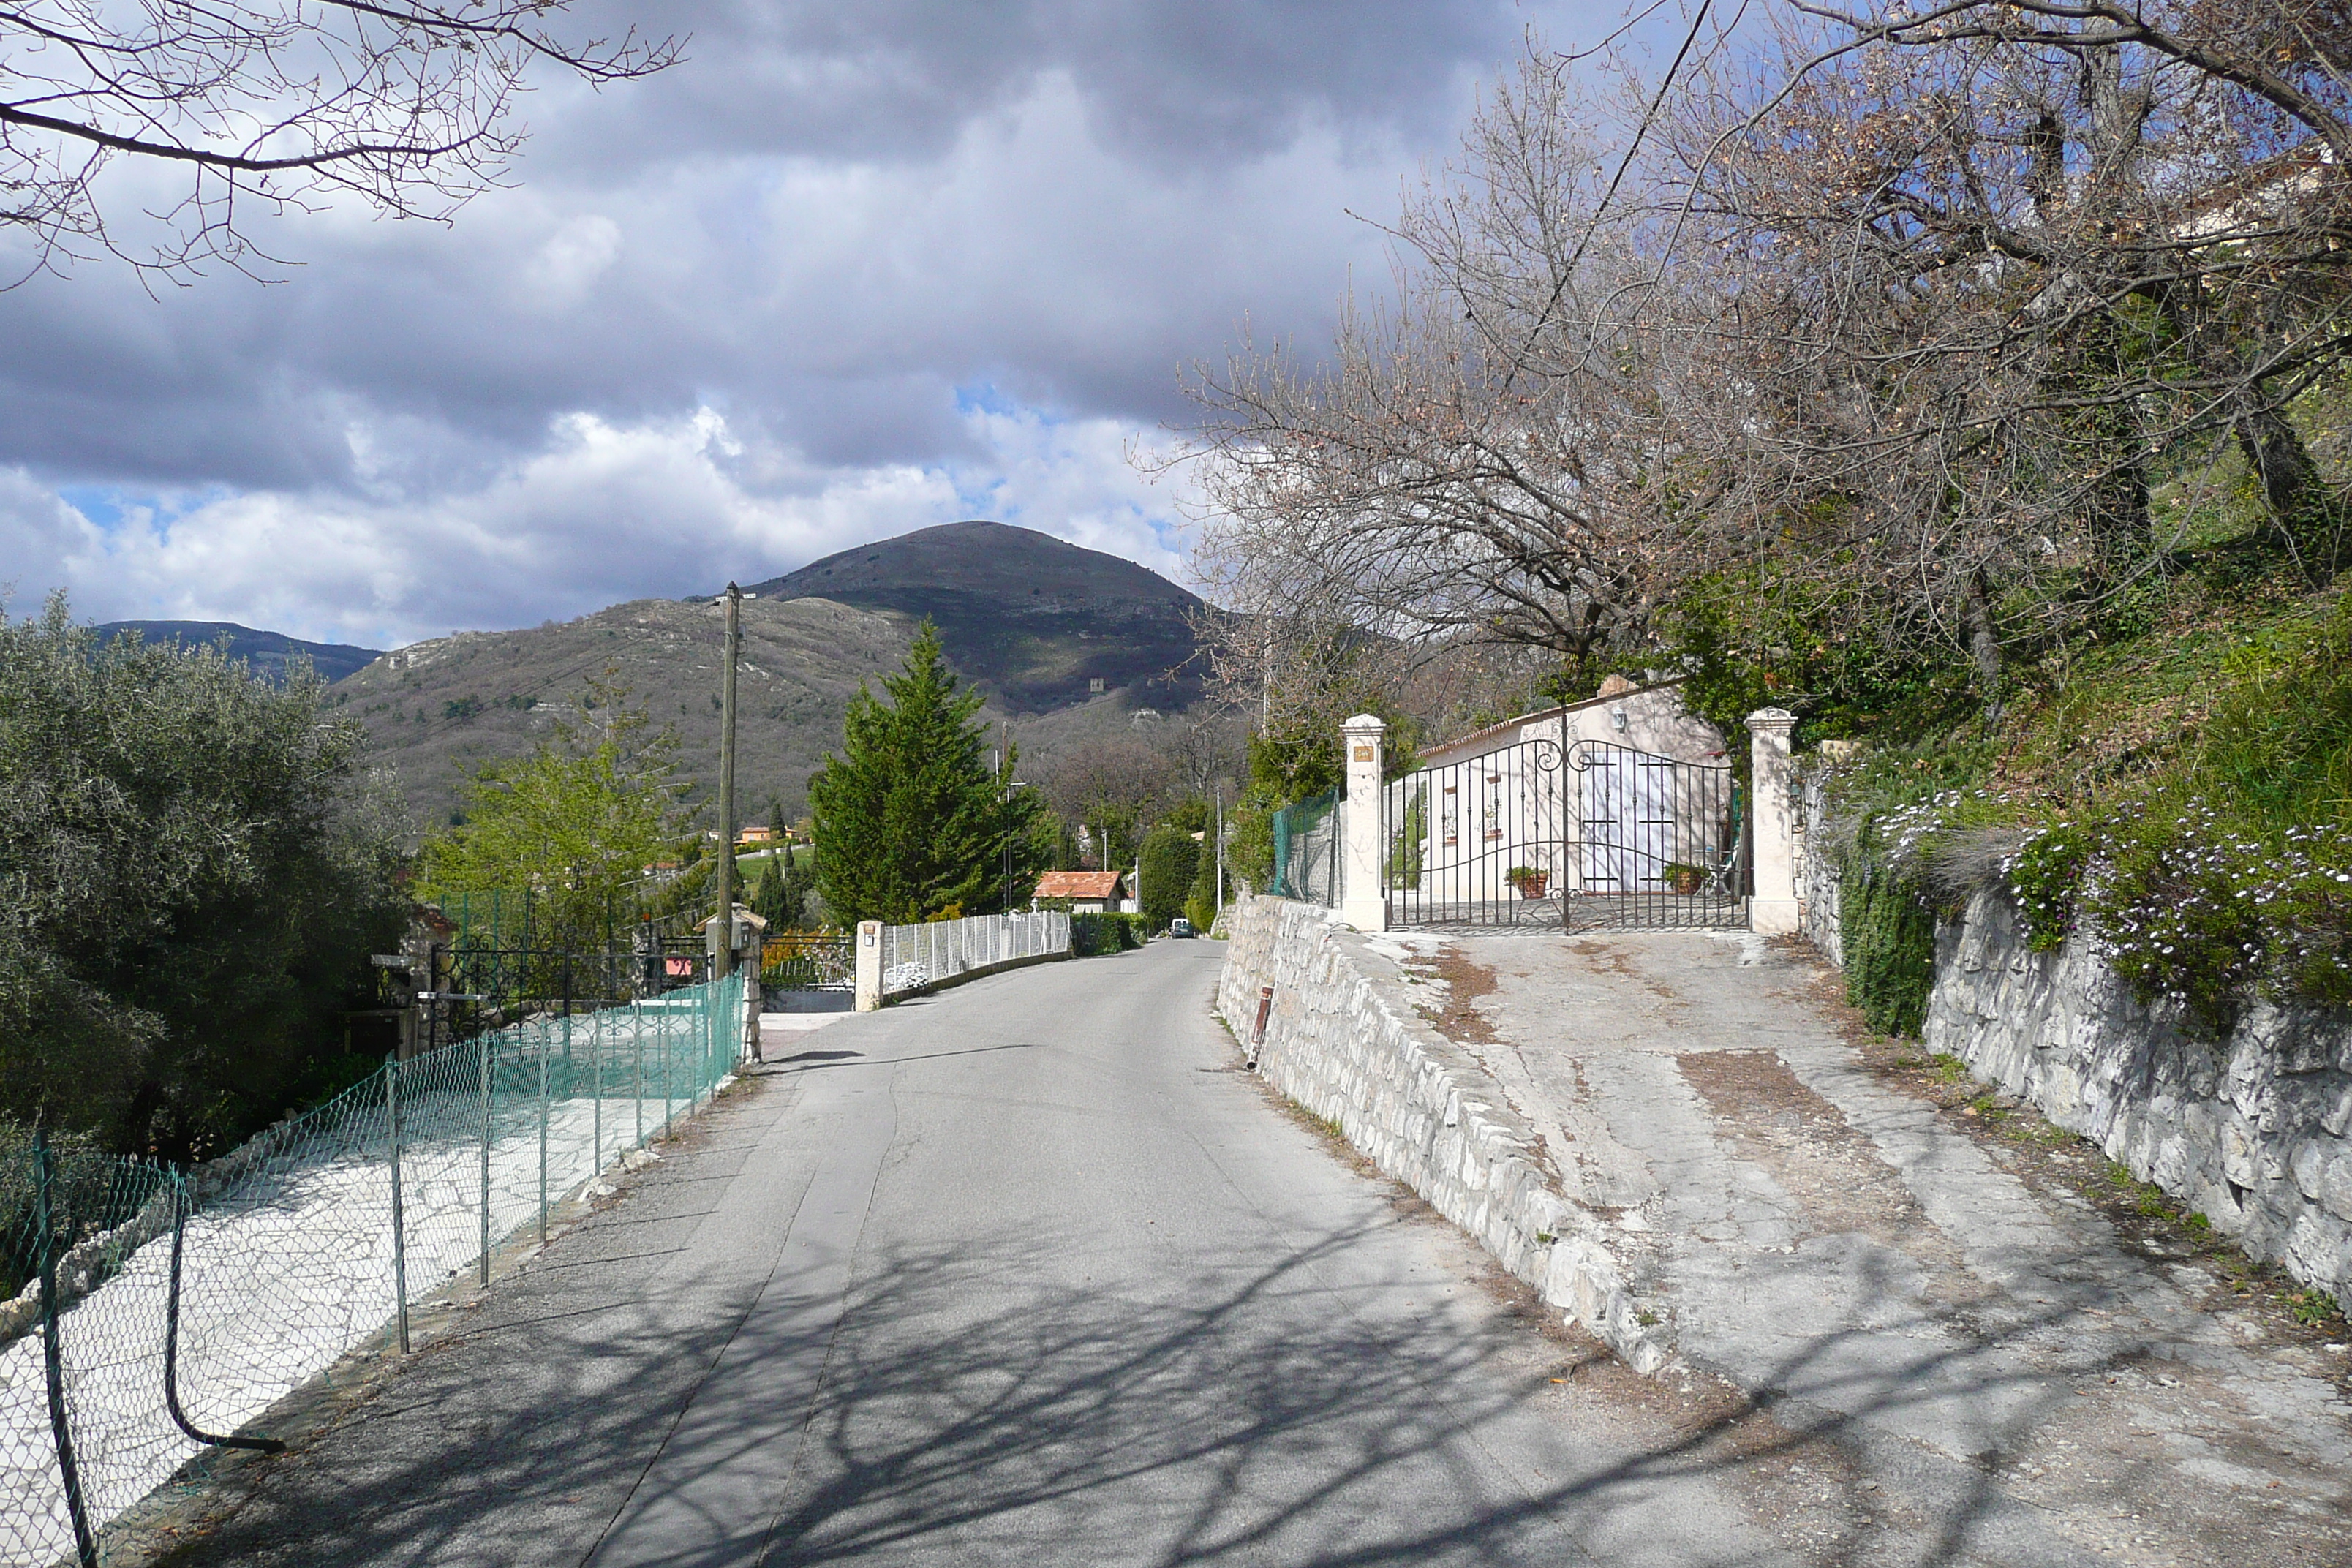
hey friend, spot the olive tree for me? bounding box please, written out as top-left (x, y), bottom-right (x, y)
top-left (0, 598), bottom-right (405, 1152)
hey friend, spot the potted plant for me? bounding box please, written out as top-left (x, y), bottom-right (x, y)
top-left (1507, 866), bottom-right (1549, 899)
top-left (1662, 862), bottom-right (1705, 896)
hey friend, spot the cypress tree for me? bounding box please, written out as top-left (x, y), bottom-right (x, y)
top-left (1139, 823), bottom-right (1199, 932)
top-left (808, 622), bottom-right (1048, 924)
top-left (1185, 831), bottom-right (1222, 932)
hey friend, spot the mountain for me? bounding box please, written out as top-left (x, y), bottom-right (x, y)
top-left (97, 620), bottom-right (382, 683)
top-left (327, 595), bottom-right (916, 832)
top-left (740, 520), bottom-right (1206, 713)
top-left (329, 522), bottom-right (1210, 835)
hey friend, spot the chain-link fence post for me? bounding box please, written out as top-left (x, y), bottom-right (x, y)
top-left (386, 1056), bottom-right (410, 1354)
top-left (478, 1029), bottom-right (493, 1286)
top-left (633, 999), bottom-right (645, 1148)
top-left (537, 1015), bottom-right (551, 1246)
top-left (165, 1177), bottom-right (283, 1456)
top-left (36, 1129), bottom-right (98, 1568)
top-left (592, 1007), bottom-right (603, 1175)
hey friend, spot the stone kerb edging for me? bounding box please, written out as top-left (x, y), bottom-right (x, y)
top-left (1216, 895), bottom-right (1674, 1375)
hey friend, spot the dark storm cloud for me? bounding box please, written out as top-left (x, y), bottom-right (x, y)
top-left (544, 0), bottom-right (1515, 167)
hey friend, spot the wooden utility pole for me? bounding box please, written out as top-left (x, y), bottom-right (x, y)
top-left (716, 583), bottom-right (742, 978)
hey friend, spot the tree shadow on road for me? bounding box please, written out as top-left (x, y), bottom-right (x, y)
top-left (137, 1206), bottom-right (2346, 1568)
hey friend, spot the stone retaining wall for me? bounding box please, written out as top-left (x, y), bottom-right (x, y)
top-left (1800, 785), bottom-right (2352, 1302)
top-left (1797, 766), bottom-right (1842, 966)
top-left (1926, 890), bottom-right (2352, 1300)
top-left (1216, 895), bottom-right (1673, 1372)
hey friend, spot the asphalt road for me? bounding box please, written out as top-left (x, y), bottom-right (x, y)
top-left (148, 942), bottom-right (1790, 1568)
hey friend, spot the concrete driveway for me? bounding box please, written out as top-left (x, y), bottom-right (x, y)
top-left (1425, 929), bottom-right (2352, 1567)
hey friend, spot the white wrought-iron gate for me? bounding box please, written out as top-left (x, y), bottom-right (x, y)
top-left (1381, 735), bottom-right (1746, 931)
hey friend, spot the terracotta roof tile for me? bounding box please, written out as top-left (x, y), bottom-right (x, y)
top-left (1034, 870), bottom-right (1124, 899)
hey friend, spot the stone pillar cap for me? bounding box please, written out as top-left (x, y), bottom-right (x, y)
top-left (1341, 713), bottom-right (1387, 732)
top-left (1746, 706), bottom-right (1798, 730)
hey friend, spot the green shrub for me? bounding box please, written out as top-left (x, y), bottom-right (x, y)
top-left (2007, 822), bottom-right (2092, 951)
top-left (1071, 912), bottom-right (1145, 955)
top-left (1385, 785), bottom-right (1428, 889)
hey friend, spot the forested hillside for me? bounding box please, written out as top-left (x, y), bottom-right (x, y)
top-left (331, 521), bottom-right (1213, 834)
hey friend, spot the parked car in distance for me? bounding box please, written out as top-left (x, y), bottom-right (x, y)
top-left (1169, 917), bottom-right (1195, 938)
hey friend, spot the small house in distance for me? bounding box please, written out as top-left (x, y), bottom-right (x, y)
top-left (1033, 870), bottom-right (1128, 913)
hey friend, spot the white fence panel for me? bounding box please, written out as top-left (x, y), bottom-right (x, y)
top-left (878, 911), bottom-right (1069, 998)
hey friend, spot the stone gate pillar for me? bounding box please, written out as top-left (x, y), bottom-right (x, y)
top-left (1341, 714), bottom-right (1390, 932)
top-left (855, 919), bottom-right (883, 1011)
top-left (1747, 708), bottom-right (1800, 935)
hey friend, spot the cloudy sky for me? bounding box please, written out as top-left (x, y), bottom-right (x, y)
top-left (1, 0), bottom-right (1634, 651)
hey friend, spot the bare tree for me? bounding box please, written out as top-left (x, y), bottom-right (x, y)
top-left (1156, 710), bottom-right (1246, 802)
top-left (1178, 5), bottom-right (2347, 738)
top-left (2, 1), bottom-right (679, 280)
top-left (1036, 735), bottom-right (1175, 868)
top-left (1177, 55), bottom-right (1701, 687)
top-left (1648, 0), bottom-right (2351, 704)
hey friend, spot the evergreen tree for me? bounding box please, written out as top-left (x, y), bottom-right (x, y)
top-left (1139, 823), bottom-right (1199, 932)
top-left (1185, 830), bottom-right (1224, 933)
top-left (785, 844), bottom-right (818, 922)
top-left (808, 622), bottom-right (1049, 924)
top-left (750, 856), bottom-right (804, 930)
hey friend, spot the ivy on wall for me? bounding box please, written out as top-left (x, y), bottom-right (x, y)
top-left (1837, 853), bottom-right (1938, 1039)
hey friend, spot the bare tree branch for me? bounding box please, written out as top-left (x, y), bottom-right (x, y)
top-left (1, 0), bottom-right (680, 282)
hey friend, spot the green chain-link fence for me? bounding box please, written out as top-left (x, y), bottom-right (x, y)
top-left (1267, 790), bottom-right (1341, 906)
top-left (0, 969), bottom-right (747, 1567)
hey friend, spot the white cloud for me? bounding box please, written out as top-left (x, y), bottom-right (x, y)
top-left (519, 214), bottom-right (624, 313)
top-left (0, 470), bottom-right (97, 607)
top-left (4, 398), bottom-right (1199, 649)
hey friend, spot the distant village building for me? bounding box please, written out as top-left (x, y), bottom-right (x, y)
top-left (736, 825), bottom-right (779, 848)
top-left (1033, 870), bottom-right (1127, 913)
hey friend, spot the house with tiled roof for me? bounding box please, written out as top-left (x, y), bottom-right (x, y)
top-left (1033, 870), bottom-right (1128, 913)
